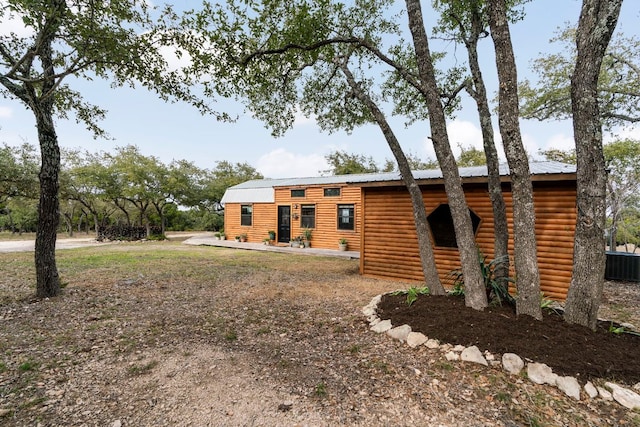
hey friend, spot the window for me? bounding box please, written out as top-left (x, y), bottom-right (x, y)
top-left (324, 187), bottom-right (341, 197)
top-left (337, 204), bottom-right (355, 230)
top-left (240, 204), bottom-right (252, 226)
top-left (301, 205), bottom-right (316, 228)
top-left (291, 189), bottom-right (305, 197)
top-left (427, 204), bottom-right (481, 248)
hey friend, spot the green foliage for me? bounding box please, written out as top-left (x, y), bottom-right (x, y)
top-left (520, 27), bottom-right (640, 130)
top-left (608, 322), bottom-right (640, 337)
top-left (391, 286), bottom-right (430, 306)
top-left (538, 148), bottom-right (576, 164)
top-left (323, 150), bottom-right (380, 175)
top-left (456, 144), bottom-right (487, 167)
top-left (127, 360), bottom-right (159, 376)
top-left (449, 253), bottom-right (514, 306)
top-left (314, 382), bottom-right (328, 398)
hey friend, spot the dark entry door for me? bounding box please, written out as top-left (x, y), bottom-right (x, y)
top-left (277, 206), bottom-right (291, 243)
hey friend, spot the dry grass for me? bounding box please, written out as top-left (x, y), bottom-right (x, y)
top-left (1, 241), bottom-right (639, 426)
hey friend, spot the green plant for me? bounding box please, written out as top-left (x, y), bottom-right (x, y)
top-left (127, 360), bottom-right (159, 376)
top-left (18, 361), bottom-right (38, 372)
top-left (608, 322), bottom-right (640, 337)
top-left (214, 231), bottom-right (221, 238)
top-left (314, 382), bottom-right (327, 397)
top-left (225, 330), bottom-right (238, 341)
top-left (448, 252), bottom-right (514, 306)
top-left (338, 238), bottom-right (347, 245)
top-left (391, 286), bottom-right (430, 306)
top-left (449, 281), bottom-right (465, 296)
top-left (267, 230), bottom-right (276, 240)
top-left (302, 228), bottom-right (312, 240)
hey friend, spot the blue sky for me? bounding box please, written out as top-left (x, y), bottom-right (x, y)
top-left (1, 1), bottom-right (639, 178)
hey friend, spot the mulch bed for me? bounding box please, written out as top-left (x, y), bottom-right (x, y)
top-left (377, 293), bottom-right (640, 385)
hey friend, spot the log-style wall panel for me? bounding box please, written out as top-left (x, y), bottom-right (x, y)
top-left (360, 181), bottom-right (577, 300)
top-left (224, 185), bottom-right (362, 251)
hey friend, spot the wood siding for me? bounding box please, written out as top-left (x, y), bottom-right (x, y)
top-left (360, 181), bottom-right (577, 300)
top-left (224, 185), bottom-right (362, 251)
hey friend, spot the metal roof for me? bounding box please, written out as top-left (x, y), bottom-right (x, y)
top-left (221, 161), bottom-right (576, 204)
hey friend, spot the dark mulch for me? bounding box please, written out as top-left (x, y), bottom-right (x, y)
top-left (377, 294), bottom-right (640, 385)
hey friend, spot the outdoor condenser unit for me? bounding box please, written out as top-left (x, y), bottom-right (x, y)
top-left (605, 251), bottom-right (640, 282)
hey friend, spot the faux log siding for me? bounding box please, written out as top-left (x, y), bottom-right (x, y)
top-left (223, 203), bottom-right (277, 242)
top-left (224, 186), bottom-right (362, 250)
top-left (274, 186), bottom-right (362, 251)
top-left (361, 182), bottom-right (577, 300)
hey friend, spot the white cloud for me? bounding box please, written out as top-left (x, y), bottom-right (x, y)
top-left (158, 45), bottom-right (192, 72)
top-left (0, 106), bottom-right (12, 119)
top-left (421, 119), bottom-right (506, 161)
top-left (256, 148), bottom-right (328, 178)
top-left (606, 125), bottom-right (640, 142)
top-left (293, 109), bottom-right (316, 127)
top-left (0, 8), bottom-right (35, 38)
top-left (531, 133), bottom-right (575, 159)
top-left (446, 120), bottom-right (485, 156)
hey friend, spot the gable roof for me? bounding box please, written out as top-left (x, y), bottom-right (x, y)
top-left (220, 161), bottom-right (576, 204)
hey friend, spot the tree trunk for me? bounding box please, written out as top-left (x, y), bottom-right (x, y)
top-left (488, 0), bottom-right (541, 320)
top-left (564, 0), bottom-right (622, 330)
top-left (34, 105), bottom-right (61, 298)
top-left (339, 62), bottom-right (445, 295)
top-left (464, 6), bottom-right (510, 288)
top-left (405, 0), bottom-right (487, 309)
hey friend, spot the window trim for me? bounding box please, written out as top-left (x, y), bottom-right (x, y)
top-left (337, 204), bottom-right (355, 231)
top-left (300, 204), bottom-right (316, 229)
top-left (323, 187), bottom-right (341, 197)
top-left (240, 204), bottom-right (253, 226)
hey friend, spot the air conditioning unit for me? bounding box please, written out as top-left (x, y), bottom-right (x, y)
top-left (605, 251), bottom-right (640, 282)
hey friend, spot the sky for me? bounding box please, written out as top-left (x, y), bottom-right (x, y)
top-left (1, 1), bottom-right (639, 179)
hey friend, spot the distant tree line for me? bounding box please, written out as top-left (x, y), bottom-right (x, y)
top-left (0, 143), bottom-right (262, 238)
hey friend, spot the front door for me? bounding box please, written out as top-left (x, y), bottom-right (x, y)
top-left (277, 206), bottom-right (291, 243)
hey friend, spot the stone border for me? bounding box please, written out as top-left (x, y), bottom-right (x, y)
top-left (363, 294), bottom-right (640, 411)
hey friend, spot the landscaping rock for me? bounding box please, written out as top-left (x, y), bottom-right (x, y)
top-left (387, 324), bottom-right (412, 342)
top-left (584, 381), bottom-right (598, 399)
top-left (371, 319), bottom-right (392, 333)
top-left (605, 382), bottom-right (640, 410)
top-left (452, 345), bottom-right (465, 352)
top-left (502, 353), bottom-right (524, 375)
top-left (527, 363), bottom-right (558, 386)
top-left (598, 387), bottom-right (614, 401)
top-left (445, 351), bottom-right (459, 361)
top-left (369, 295), bottom-right (382, 306)
top-left (555, 376), bottom-right (581, 400)
top-left (425, 339), bottom-right (440, 349)
top-left (406, 332), bottom-right (428, 348)
top-left (362, 305), bottom-right (376, 317)
top-left (460, 346), bottom-right (488, 366)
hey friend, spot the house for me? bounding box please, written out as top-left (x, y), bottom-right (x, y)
top-left (221, 161), bottom-right (577, 299)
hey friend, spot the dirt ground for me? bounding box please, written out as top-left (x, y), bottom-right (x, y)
top-left (1, 243), bottom-right (640, 426)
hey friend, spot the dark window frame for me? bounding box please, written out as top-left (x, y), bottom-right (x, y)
top-left (300, 204), bottom-right (316, 229)
top-left (337, 204), bottom-right (355, 230)
top-left (324, 187), bottom-right (341, 197)
top-left (240, 204), bottom-right (253, 226)
top-left (291, 189), bottom-right (306, 198)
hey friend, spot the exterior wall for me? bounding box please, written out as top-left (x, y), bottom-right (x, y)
top-left (224, 185), bottom-right (362, 251)
top-left (224, 202), bottom-right (276, 242)
top-left (360, 181), bottom-right (577, 300)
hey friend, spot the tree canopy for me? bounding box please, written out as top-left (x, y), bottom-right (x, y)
top-left (520, 26), bottom-right (639, 131)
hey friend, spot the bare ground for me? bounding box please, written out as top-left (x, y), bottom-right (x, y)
top-left (1, 242), bottom-right (640, 426)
